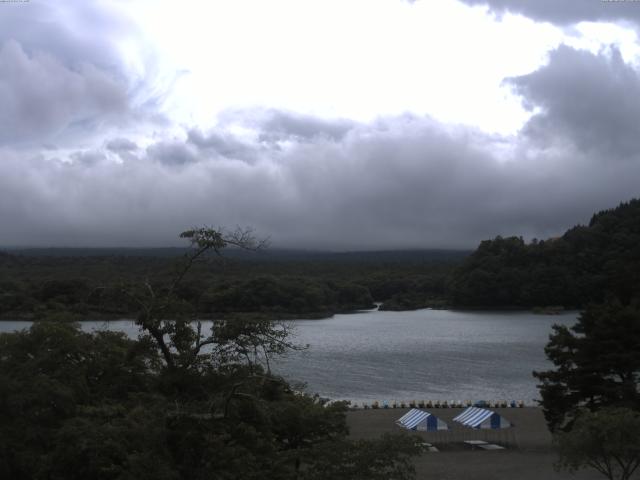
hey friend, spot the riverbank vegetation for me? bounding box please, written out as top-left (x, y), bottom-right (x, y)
top-left (1, 200), bottom-right (638, 320)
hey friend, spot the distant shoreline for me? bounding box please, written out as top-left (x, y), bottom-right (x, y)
top-left (0, 306), bottom-right (580, 322)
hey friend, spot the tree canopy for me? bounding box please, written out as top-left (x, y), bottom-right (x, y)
top-left (534, 301), bottom-right (640, 432)
top-left (555, 407), bottom-right (640, 480)
top-left (449, 198), bottom-right (640, 308)
top-left (0, 228), bottom-right (421, 480)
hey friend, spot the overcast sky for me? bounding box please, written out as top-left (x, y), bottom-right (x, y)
top-left (1, 0), bottom-right (640, 249)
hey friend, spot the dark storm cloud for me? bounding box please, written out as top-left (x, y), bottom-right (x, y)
top-left (146, 141), bottom-right (199, 166)
top-left (70, 150), bottom-right (108, 166)
top-left (2, 104), bottom-right (639, 249)
top-left (187, 129), bottom-right (258, 161)
top-left (506, 45), bottom-right (640, 159)
top-left (182, 109), bottom-right (356, 163)
top-left (250, 109), bottom-right (356, 142)
top-left (106, 138), bottom-right (139, 162)
top-left (106, 138), bottom-right (138, 153)
top-left (457, 0), bottom-right (640, 26)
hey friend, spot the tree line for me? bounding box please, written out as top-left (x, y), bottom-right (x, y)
top-left (448, 199), bottom-right (640, 308)
top-left (3, 200), bottom-right (639, 320)
top-left (0, 249), bottom-right (457, 320)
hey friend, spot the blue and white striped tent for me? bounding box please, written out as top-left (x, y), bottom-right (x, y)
top-left (453, 407), bottom-right (511, 429)
top-left (396, 409), bottom-right (449, 431)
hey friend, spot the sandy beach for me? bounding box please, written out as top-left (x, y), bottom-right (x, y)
top-left (346, 407), bottom-right (615, 480)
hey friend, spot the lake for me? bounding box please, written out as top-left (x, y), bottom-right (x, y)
top-left (0, 308), bottom-right (577, 404)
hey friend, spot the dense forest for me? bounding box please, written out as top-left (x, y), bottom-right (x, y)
top-left (1, 199), bottom-right (639, 320)
top-left (448, 199), bottom-right (640, 308)
top-left (0, 249), bottom-right (462, 320)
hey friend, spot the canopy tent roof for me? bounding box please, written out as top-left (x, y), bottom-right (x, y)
top-left (453, 407), bottom-right (511, 429)
top-left (396, 409), bottom-right (449, 431)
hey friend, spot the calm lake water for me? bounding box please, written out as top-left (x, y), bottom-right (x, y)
top-left (0, 309), bottom-right (577, 404)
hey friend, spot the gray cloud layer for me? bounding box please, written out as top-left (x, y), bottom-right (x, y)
top-left (458, 0), bottom-right (640, 26)
top-left (1, 2), bottom-right (639, 249)
top-left (506, 45), bottom-right (640, 159)
top-left (2, 44), bottom-right (640, 250)
top-left (0, 1), bottom-right (133, 69)
top-left (0, 40), bottom-right (128, 146)
top-left (0, 1), bottom-right (161, 149)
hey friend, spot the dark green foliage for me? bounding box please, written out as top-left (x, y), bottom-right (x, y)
top-left (368, 273), bottom-right (448, 311)
top-left (0, 321), bottom-right (421, 480)
top-left (200, 276), bottom-right (374, 316)
top-left (48, 405), bottom-right (178, 480)
top-left (534, 301), bottom-right (640, 432)
top-left (555, 407), bottom-right (640, 480)
top-left (301, 434), bottom-right (421, 480)
top-left (0, 229), bottom-right (422, 479)
top-left (38, 278), bottom-right (91, 304)
top-left (0, 247), bottom-right (459, 319)
top-left (449, 199), bottom-right (640, 308)
top-left (0, 323), bottom-right (163, 480)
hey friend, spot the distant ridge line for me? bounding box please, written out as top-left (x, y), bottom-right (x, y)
top-left (0, 247), bottom-right (471, 262)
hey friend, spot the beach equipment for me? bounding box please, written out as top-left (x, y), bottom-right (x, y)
top-left (463, 440), bottom-right (505, 450)
top-left (453, 406), bottom-right (511, 429)
top-left (396, 408), bottom-right (449, 431)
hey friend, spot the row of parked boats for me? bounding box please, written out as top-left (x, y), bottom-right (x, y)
top-left (350, 399), bottom-right (526, 409)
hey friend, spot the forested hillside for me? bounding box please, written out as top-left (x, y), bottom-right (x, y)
top-left (1, 199), bottom-right (638, 318)
top-left (448, 199), bottom-right (640, 308)
top-left (0, 249), bottom-right (463, 320)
